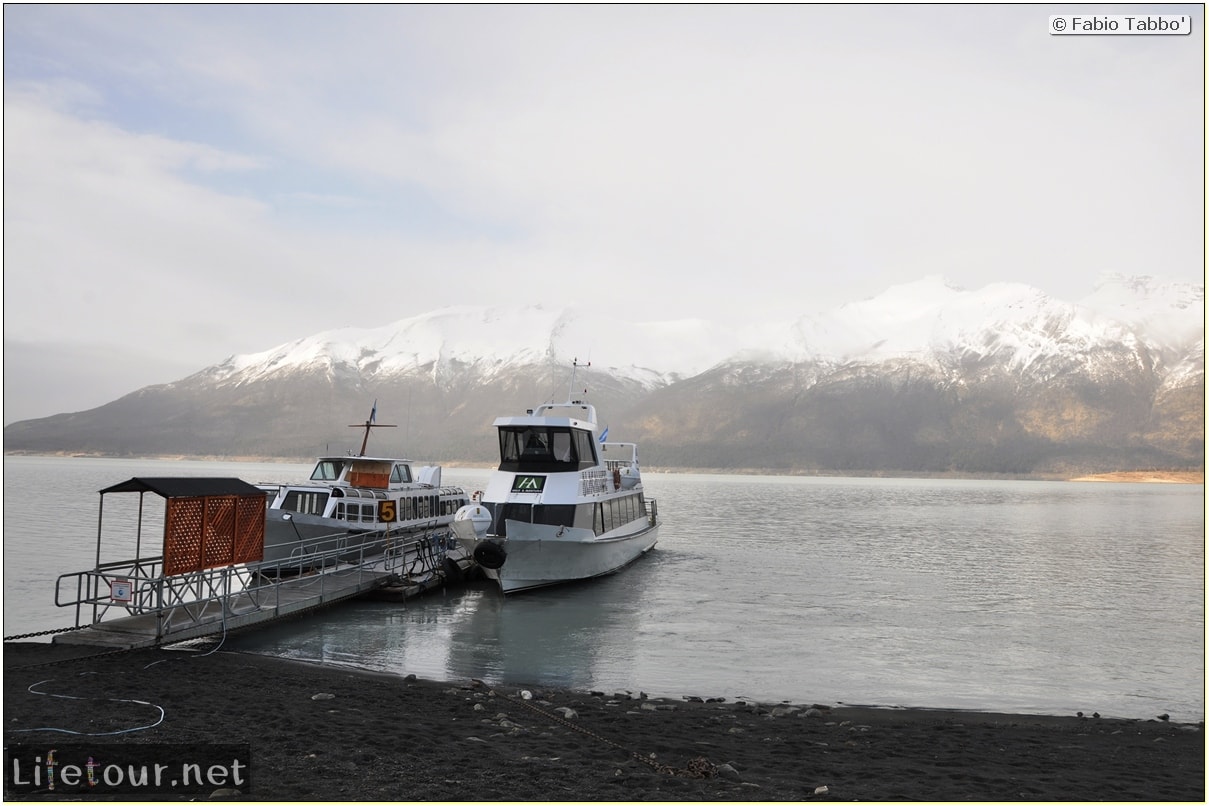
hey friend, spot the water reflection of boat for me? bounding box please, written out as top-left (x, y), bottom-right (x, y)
top-left (446, 579), bottom-right (641, 690)
top-left (258, 407), bottom-right (471, 571)
top-left (454, 361), bottom-right (659, 594)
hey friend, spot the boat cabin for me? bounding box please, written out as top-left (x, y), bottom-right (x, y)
top-left (309, 457), bottom-right (413, 489)
top-left (494, 400), bottom-right (602, 473)
top-left (497, 425), bottom-right (599, 473)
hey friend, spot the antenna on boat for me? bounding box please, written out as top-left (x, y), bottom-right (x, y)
top-left (349, 399), bottom-right (396, 456)
top-left (569, 357), bottom-right (590, 401)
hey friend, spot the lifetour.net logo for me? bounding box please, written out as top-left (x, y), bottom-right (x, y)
top-left (4, 743), bottom-right (251, 796)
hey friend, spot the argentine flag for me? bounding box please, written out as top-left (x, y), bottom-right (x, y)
top-left (599, 425), bottom-right (609, 443)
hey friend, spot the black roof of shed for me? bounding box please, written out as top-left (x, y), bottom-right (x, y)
top-left (98, 477), bottom-right (267, 498)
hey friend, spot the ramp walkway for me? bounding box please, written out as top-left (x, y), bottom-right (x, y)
top-left (53, 536), bottom-right (466, 650)
top-left (48, 476), bottom-right (467, 650)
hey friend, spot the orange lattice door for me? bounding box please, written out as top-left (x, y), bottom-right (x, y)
top-left (234, 495), bottom-right (265, 564)
top-left (164, 494), bottom-right (266, 575)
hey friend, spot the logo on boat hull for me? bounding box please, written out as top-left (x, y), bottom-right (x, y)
top-left (512, 475), bottom-right (546, 492)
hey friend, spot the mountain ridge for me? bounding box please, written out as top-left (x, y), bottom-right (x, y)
top-left (5, 275), bottom-right (1202, 475)
top-left (196, 273), bottom-right (1204, 388)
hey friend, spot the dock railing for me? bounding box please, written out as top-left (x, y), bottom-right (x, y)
top-left (53, 525), bottom-right (459, 643)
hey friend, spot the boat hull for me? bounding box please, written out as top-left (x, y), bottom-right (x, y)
top-left (472, 519), bottom-right (658, 594)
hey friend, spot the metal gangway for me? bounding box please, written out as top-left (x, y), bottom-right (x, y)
top-left (49, 477), bottom-right (464, 649)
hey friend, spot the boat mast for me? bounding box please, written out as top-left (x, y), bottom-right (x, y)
top-left (348, 400), bottom-right (397, 456)
top-left (568, 357), bottom-right (590, 401)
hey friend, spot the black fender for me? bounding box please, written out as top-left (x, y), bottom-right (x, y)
top-left (473, 540), bottom-right (507, 570)
top-left (442, 555), bottom-right (464, 583)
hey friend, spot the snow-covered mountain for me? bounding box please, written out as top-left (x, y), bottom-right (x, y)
top-left (207, 273), bottom-right (1203, 388)
top-left (6, 275), bottom-right (1202, 474)
top-left (211, 305), bottom-right (731, 389)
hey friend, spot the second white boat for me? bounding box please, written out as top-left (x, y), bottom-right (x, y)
top-left (454, 365), bottom-right (659, 594)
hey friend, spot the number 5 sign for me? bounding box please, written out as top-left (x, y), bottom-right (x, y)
top-left (378, 500), bottom-right (397, 523)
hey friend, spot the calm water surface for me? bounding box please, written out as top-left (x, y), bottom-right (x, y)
top-left (3, 456), bottom-right (1204, 722)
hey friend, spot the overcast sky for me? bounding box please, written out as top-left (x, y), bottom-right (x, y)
top-left (3, 4), bottom-right (1204, 424)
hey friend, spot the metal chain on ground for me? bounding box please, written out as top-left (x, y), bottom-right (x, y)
top-left (509, 695), bottom-right (717, 778)
top-left (4, 625), bottom-right (92, 641)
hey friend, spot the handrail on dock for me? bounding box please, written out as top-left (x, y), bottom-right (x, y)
top-left (53, 525), bottom-right (460, 645)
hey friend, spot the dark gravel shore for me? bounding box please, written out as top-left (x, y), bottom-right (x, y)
top-left (4, 641), bottom-right (1203, 801)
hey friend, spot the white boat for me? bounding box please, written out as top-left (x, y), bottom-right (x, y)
top-left (258, 409), bottom-right (471, 572)
top-left (453, 363), bottom-right (659, 594)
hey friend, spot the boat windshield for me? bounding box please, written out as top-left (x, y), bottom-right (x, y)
top-left (310, 460), bottom-right (345, 481)
top-left (498, 426), bottom-right (597, 472)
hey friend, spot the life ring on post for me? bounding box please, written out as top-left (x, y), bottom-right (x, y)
top-left (473, 540), bottom-right (507, 570)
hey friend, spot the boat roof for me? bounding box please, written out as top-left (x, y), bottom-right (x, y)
top-left (314, 456), bottom-right (413, 463)
top-left (494, 400), bottom-right (598, 430)
top-left (98, 477), bottom-right (265, 498)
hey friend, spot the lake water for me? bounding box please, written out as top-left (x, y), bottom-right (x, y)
top-left (3, 455), bottom-right (1204, 722)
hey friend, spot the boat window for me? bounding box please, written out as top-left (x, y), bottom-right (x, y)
top-left (310, 461), bottom-right (343, 481)
top-left (283, 490), bottom-right (329, 515)
top-left (575, 430), bottom-right (598, 465)
top-left (390, 464), bottom-right (412, 484)
top-left (494, 502), bottom-right (537, 537)
top-left (532, 504), bottom-right (576, 527)
top-left (594, 495), bottom-right (644, 535)
top-left (498, 426), bottom-right (596, 472)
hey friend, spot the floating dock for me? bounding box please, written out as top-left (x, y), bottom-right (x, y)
top-left (52, 558), bottom-right (474, 649)
top-left (46, 476), bottom-right (473, 650)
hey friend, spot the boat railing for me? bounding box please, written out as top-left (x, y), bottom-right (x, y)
top-left (600, 441), bottom-right (638, 461)
top-left (52, 524), bottom-right (459, 643)
top-left (579, 468), bottom-right (613, 496)
top-left (334, 488), bottom-right (390, 501)
top-left (601, 442), bottom-right (640, 476)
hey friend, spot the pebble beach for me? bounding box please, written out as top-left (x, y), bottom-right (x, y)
top-left (3, 641), bottom-right (1203, 801)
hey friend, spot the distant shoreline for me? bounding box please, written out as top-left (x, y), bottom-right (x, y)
top-left (5, 451), bottom-right (1203, 484)
top-left (1067, 470), bottom-right (1205, 484)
